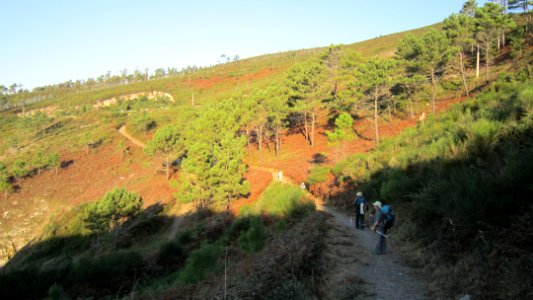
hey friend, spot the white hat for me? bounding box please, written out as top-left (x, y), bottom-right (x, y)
top-left (356, 191), bottom-right (363, 197)
top-left (372, 201), bottom-right (382, 209)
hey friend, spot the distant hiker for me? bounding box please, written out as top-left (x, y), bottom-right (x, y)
top-left (418, 112), bottom-right (426, 125)
top-left (278, 170), bottom-right (283, 182)
top-left (353, 191), bottom-right (366, 230)
top-left (371, 201), bottom-right (387, 255)
top-left (300, 182), bottom-right (306, 190)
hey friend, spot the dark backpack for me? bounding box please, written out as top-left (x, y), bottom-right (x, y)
top-left (380, 205), bottom-right (395, 230)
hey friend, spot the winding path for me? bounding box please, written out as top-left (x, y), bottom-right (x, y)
top-left (253, 165), bottom-right (430, 299)
top-left (118, 125), bottom-right (145, 148)
top-left (121, 121), bottom-right (431, 297)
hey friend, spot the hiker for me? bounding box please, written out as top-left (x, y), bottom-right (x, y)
top-left (353, 191), bottom-right (366, 230)
top-left (371, 201), bottom-right (387, 255)
top-left (278, 170), bottom-right (283, 182)
top-left (300, 182), bottom-right (306, 190)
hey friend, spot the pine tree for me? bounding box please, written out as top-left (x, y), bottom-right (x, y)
top-left (508, 0), bottom-right (532, 31)
top-left (397, 30), bottom-right (452, 115)
top-left (46, 153), bottom-right (61, 175)
top-left (248, 90), bottom-right (269, 163)
top-left (0, 163), bottom-right (13, 199)
top-left (326, 112), bottom-right (355, 143)
top-left (356, 58), bottom-right (398, 145)
top-left (31, 150), bottom-right (47, 175)
top-left (461, 0), bottom-right (478, 17)
top-left (11, 160), bottom-right (28, 183)
top-left (285, 60), bottom-right (326, 146)
top-left (444, 13), bottom-right (476, 96)
top-left (474, 2), bottom-right (515, 81)
top-left (180, 97), bottom-right (250, 210)
top-left (265, 84), bottom-right (289, 156)
top-left (145, 125), bottom-right (184, 180)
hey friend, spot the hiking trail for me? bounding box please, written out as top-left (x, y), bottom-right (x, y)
top-left (120, 121), bottom-right (432, 298)
top-left (256, 165), bottom-right (431, 299)
top-left (118, 125), bottom-right (146, 148)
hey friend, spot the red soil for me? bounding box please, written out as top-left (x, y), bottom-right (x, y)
top-left (244, 96), bottom-right (468, 186)
top-left (230, 167), bottom-right (273, 215)
top-left (1, 93), bottom-right (468, 253)
top-left (190, 68), bottom-right (279, 90)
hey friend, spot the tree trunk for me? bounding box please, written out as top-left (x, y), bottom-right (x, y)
top-left (459, 51), bottom-right (469, 96)
top-left (303, 112), bottom-right (309, 144)
top-left (275, 127), bottom-right (280, 156)
top-left (485, 38), bottom-right (490, 82)
top-left (310, 111), bottom-right (316, 146)
top-left (502, 31), bottom-right (506, 47)
top-left (166, 154), bottom-right (170, 180)
top-left (497, 36), bottom-right (501, 51)
top-left (476, 44), bottom-right (480, 78)
top-left (431, 69), bottom-right (436, 115)
top-left (245, 127), bottom-right (251, 153)
top-left (258, 126), bottom-right (263, 162)
top-left (374, 89), bottom-right (380, 145)
top-left (408, 94), bottom-right (414, 119)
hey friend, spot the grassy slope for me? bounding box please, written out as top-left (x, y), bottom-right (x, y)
top-left (0, 23), bottom-right (440, 167)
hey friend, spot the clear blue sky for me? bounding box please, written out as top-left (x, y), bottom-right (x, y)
top-left (0, 0), bottom-right (487, 89)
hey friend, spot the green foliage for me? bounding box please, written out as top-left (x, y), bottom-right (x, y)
top-left (74, 250), bottom-right (144, 284)
top-left (130, 111), bottom-right (157, 134)
top-left (157, 240), bottom-right (184, 265)
top-left (306, 166), bottom-right (331, 185)
top-left (11, 159), bottom-right (29, 180)
top-left (178, 243), bottom-right (222, 283)
top-left (335, 80), bottom-right (533, 227)
top-left (32, 149), bottom-right (47, 172)
top-left (0, 162), bottom-right (13, 196)
top-left (144, 125), bottom-right (182, 157)
top-left (237, 217), bottom-right (268, 252)
top-left (326, 112), bottom-right (355, 142)
top-left (46, 152), bottom-right (61, 172)
top-left (250, 182), bottom-right (314, 218)
top-left (46, 284), bottom-right (68, 300)
top-left (286, 60), bottom-right (326, 106)
top-left (80, 188), bottom-right (143, 237)
top-left (180, 96), bottom-right (250, 208)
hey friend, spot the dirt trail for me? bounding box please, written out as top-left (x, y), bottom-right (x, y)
top-left (118, 125), bottom-right (146, 148)
top-left (121, 124), bottom-right (429, 298)
top-left (256, 165), bottom-right (430, 299)
top-left (319, 206), bottom-right (430, 300)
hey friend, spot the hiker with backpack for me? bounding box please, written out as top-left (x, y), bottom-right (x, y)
top-left (353, 191), bottom-right (366, 230)
top-left (370, 200), bottom-right (395, 255)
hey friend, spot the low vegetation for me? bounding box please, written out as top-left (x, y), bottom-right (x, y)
top-left (332, 76), bottom-right (533, 298)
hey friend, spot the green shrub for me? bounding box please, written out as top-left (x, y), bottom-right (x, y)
top-left (252, 183), bottom-right (306, 217)
top-left (157, 240), bottom-right (184, 265)
top-left (46, 284), bottom-right (68, 300)
top-left (74, 250), bottom-right (143, 284)
top-left (178, 243), bottom-right (222, 283)
top-left (238, 218), bottom-right (268, 252)
top-left (306, 166), bottom-right (330, 185)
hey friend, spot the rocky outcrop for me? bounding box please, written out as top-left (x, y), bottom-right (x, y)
top-left (93, 91), bottom-right (174, 108)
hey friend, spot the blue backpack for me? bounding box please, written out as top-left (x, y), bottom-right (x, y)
top-left (380, 205), bottom-right (395, 230)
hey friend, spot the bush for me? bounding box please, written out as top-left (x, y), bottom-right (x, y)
top-left (238, 218), bottom-right (268, 252)
top-left (157, 240), bottom-right (184, 265)
top-left (306, 166), bottom-right (331, 185)
top-left (252, 183), bottom-right (306, 217)
top-left (178, 243), bottom-right (222, 283)
top-left (74, 250), bottom-right (144, 284)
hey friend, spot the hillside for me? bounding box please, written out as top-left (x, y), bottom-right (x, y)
top-left (0, 23), bottom-right (441, 256)
top-left (1, 4), bottom-right (532, 299)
